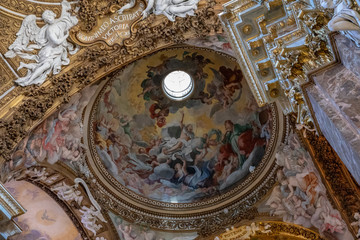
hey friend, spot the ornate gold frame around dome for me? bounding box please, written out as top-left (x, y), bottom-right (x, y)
top-left (83, 46), bottom-right (288, 232)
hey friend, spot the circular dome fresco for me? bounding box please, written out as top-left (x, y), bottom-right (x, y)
top-left (85, 46), bottom-right (285, 221)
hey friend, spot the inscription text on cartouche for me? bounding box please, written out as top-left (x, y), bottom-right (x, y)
top-left (75, 1), bottom-right (145, 46)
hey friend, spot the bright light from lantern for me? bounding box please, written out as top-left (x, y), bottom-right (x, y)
top-left (163, 71), bottom-right (194, 100)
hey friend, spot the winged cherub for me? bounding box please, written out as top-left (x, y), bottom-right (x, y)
top-left (5, 0), bottom-right (78, 86)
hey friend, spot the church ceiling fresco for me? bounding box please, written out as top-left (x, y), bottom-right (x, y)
top-left (0, 0), bottom-right (223, 164)
top-left (0, 0), bottom-right (359, 238)
top-left (1, 85), bottom-right (98, 180)
top-left (261, 132), bottom-right (353, 239)
top-left (4, 180), bottom-right (82, 240)
top-left (185, 33), bottom-right (235, 56)
top-left (87, 46), bottom-right (281, 205)
top-left (0, 36), bottom-right (236, 180)
top-left (1, 42), bottom-right (358, 239)
top-left (0, 46), bottom-right (356, 238)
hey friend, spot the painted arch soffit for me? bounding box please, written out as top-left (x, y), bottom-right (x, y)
top-left (1, 44), bottom-right (286, 234)
top-left (82, 46), bottom-right (287, 224)
top-left (5, 164), bottom-right (119, 239)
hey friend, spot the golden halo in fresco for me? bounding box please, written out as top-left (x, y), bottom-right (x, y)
top-left (85, 46), bottom-right (284, 211)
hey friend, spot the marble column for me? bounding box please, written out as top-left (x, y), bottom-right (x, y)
top-left (306, 34), bottom-right (360, 184)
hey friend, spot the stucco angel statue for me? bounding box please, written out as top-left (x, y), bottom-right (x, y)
top-left (320, 0), bottom-right (360, 46)
top-left (5, 0), bottom-right (78, 86)
top-left (118, 0), bottom-right (200, 22)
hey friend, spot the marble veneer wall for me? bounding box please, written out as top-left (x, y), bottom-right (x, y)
top-left (306, 35), bottom-right (360, 184)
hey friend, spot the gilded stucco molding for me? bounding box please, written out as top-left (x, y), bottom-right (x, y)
top-left (209, 221), bottom-right (326, 240)
top-left (0, 0), bottom-right (61, 17)
top-left (0, 0), bottom-right (223, 165)
top-left (88, 177), bottom-right (262, 235)
top-left (219, 0), bottom-right (336, 132)
top-left (301, 129), bottom-right (360, 238)
top-left (0, 14), bottom-right (18, 48)
top-left (75, 0), bottom-right (132, 32)
top-left (0, 54), bottom-right (16, 98)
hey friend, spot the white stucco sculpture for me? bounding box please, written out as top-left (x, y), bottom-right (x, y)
top-left (51, 181), bottom-right (84, 206)
top-left (239, 223), bottom-right (272, 240)
top-left (75, 178), bottom-right (107, 236)
top-left (266, 133), bottom-right (348, 237)
top-left (80, 205), bottom-right (106, 236)
top-left (5, 0), bottom-right (78, 86)
top-left (25, 167), bottom-right (49, 182)
top-left (118, 0), bottom-right (200, 22)
top-left (320, 0), bottom-right (360, 46)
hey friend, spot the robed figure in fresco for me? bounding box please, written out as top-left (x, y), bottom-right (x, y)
top-left (221, 120), bottom-right (265, 168)
top-left (91, 50), bottom-right (273, 202)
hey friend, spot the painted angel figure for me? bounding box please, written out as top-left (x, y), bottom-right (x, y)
top-left (118, 0), bottom-right (200, 22)
top-left (5, 0), bottom-right (78, 86)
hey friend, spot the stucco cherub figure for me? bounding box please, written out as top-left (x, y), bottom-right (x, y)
top-left (118, 0), bottom-right (200, 22)
top-left (5, 0), bottom-right (78, 86)
top-left (25, 167), bottom-right (49, 182)
top-left (320, 0), bottom-right (360, 46)
top-left (80, 205), bottom-right (107, 236)
top-left (51, 181), bottom-right (83, 205)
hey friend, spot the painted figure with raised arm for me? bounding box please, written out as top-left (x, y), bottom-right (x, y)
top-left (5, 0), bottom-right (78, 86)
